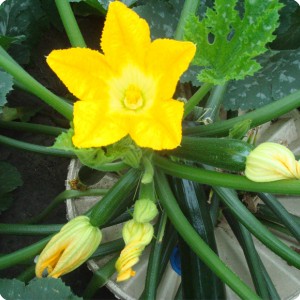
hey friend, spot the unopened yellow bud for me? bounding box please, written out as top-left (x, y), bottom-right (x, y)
top-left (245, 142), bottom-right (300, 182)
top-left (35, 216), bottom-right (102, 278)
top-left (115, 220), bottom-right (154, 282)
top-left (133, 199), bottom-right (158, 223)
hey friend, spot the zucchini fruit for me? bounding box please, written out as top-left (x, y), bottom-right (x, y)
top-left (171, 136), bottom-right (254, 171)
top-left (171, 177), bottom-right (225, 299)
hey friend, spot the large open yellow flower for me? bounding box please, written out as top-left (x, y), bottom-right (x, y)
top-left (47, 1), bottom-right (196, 150)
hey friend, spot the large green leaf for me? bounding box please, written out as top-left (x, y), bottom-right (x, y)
top-left (0, 0), bottom-right (48, 64)
top-left (0, 278), bottom-right (82, 300)
top-left (271, 0), bottom-right (300, 50)
top-left (134, 0), bottom-right (182, 39)
top-left (0, 70), bottom-right (13, 113)
top-left (223, 48), bottom-right (300, 111)
top-left (184, 0), bottom-right (283, 85)
top-left (0, 161), bottom-right (22, 213)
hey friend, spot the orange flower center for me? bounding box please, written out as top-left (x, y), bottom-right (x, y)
top-left (123, 84), bottom-right (144, 110)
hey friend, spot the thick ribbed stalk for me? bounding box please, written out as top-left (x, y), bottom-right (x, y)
top-left (0, 237), bottom-right (51, 270)
top-left (174, 0), bottom-right (200, 40)
top-left (55, 0), bottom-right (86, 47)
top-left (154, 155), bottom-right (300, 195)
top-left (0, 224), bottom-right (62, 235)
top-left (0, 47), bottom-right (73, 120)
top-left (184, 83), bottom-right (214, 118)
top-left (0, 121), bottom-right (66, 136)
top-left (0, 134), bottom-right (74, 157)
top-left (24, 189), bottom-right (108, 224)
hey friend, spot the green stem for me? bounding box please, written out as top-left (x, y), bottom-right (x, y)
top-left (184, 83), bottom-right (214, 118)
top-left (258, 193), bottom-right (300, 242)
top-left (155, 170), bottom-right (260, 300)
top-left (0, 236), bottom-right (51, 270)
top-left (154, 155), bottom-right (300, 195)
top-left (184, 89), bottom-right (300, 137)
top-left (174, 0), bottom-right (200, 40)
top-left (0, 47), bottom-right (73, 120)
top-left (23, 189), bottom-right (108, 224)
top-left (91, 238), bottom-right (124, 259)
top-left (0, 134), bottom-right (75, 157)
top-left (259, 220), bottom-right (292, 237)
top-left (224, 210), bottom-right (272, 299)
top-left (83, 256), bottom-right (118, 299)
top-left (0, 223), bottom-right (62, 235)
top-left (0, 120), bottom-right (66, 136)
top-left (204, 83), bottom-right (228, 122)
top-left (214, 187), bottom-right (300, 268)
top-left (17, 265), bottom-right (36, 283)
top-left (139, 181), bottom-right (156, 202)
top-left (55, 0), bottom-right (87, 48)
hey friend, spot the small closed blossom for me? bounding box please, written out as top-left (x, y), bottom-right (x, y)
top-left (245, 142), bottom-right (300, 182)
top-left (133, 199), bottom-right (158, 223)
top-left (115, 220), bottom-right (154, 282)
top-left (35, 216), bottom-right (102, 278)
top-left (46, 1), bottom-right (195, 150)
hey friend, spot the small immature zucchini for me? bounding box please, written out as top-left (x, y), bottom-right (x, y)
top-left (171, 136), bottom-right (254, 171)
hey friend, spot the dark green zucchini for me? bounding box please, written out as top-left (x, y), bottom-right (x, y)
top-left (171, 177), bottom-right (225, 300)
top-left (171, 136), bottom-right (254, 171)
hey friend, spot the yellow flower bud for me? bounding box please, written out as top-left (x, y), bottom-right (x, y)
top-left (245, 142), bottom-right (300, 182)
top-left (115, 220), bottom-right (154, 282)
top-left (133, 199), bottom-right (158, 223)
top-left (35, 216), bottom-right (102, 278)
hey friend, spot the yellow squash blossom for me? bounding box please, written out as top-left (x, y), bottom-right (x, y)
top-left (46, 1), bottom-right (196, 150)
top-left (35, 216), bottom-right (102, 278)
top-left (245, 142), bottom-right (300, 182)
top-left (115, 220), bottom-right (154, 282)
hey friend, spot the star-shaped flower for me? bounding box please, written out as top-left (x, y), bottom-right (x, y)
top-left (47, 1), bottom-right (196, 150)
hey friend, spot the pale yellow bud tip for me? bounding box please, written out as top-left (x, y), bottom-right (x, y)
top-left (115, 220), bottom-right (154, 282)
top-left (35, 216), bottom-right (102, 278)
top-left (245, 142), bottom-right (300, 182)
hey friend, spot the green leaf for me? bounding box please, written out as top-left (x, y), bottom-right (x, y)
top-left (134, 0), bottom-right (183, 39)
top-left (0, 193), bottom-right (14, 214)
top-left (0, 161), bottom-right (22, 213)
top-left (0, 35), bottom-right (25, 50)
top-left (0, 106), bottom-right (40, 121)
top-left (0, 278), bottom-right (82, 300)
top-left (0, 161), bottom-right (22, 195)
top-left (223, 48), bottom-right (300, 111)
top-left (271, 0), bottom-right (300, 50)
top-left (184, 0), bottom-right (283, 85)
top-left (0, 278), bottom-right (25, 299)
top-left (0, 71), bottom-right (13, 113)
top-left (53, 129), bottom-right (142, 169)
top-left (0, 0), bottom-right (49, 64)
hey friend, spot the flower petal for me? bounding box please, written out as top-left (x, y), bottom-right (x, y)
top-left (101, 1), bottom-right (151, 71)
top-left (72, 101), bottom-right (128, 148)
top-left (47, 48), bottom-right (112, 102)
top-left (146, 39), bottom-right (196, 100)
top-left (129, 99), bottom-right (184, 150)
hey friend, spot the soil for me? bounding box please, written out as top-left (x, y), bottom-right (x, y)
top-left (0, 14), bottom-right (115, 300)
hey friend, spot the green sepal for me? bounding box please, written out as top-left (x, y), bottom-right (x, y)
top-left (52, 129), bottom-right (142, 169)
top-left (184, 0), bottom-right (283, 85)
top-left (228, 119), bottom-right (252, 140)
